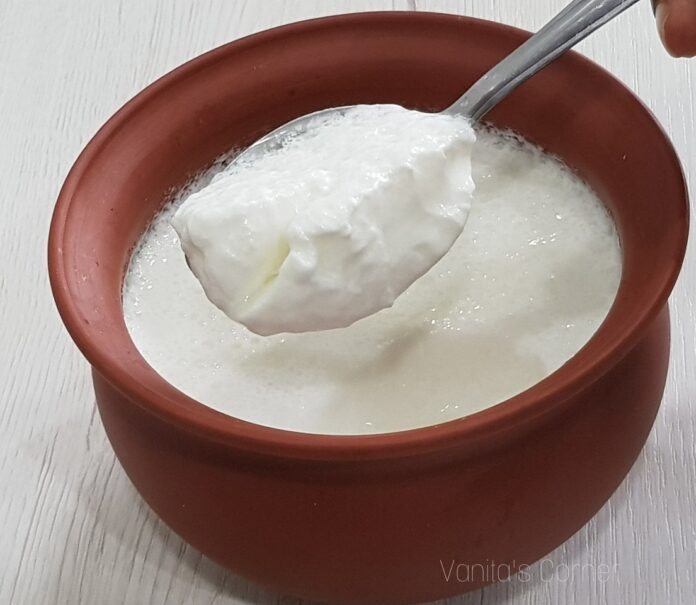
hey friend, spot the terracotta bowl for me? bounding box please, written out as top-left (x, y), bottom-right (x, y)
top-left (49, 12), bottom-right (688, 605)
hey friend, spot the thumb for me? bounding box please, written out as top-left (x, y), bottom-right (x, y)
top-left (654, 0), bottom-right (696, 57)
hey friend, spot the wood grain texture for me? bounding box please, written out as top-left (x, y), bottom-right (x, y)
top-left (0, 1), bottom-right (693, 603)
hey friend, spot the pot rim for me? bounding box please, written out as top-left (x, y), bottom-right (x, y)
top-left (48, 11), bottom-right (689, 462)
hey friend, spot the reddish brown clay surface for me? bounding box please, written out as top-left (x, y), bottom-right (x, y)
top-left (49, 12), bottom-right (688, 605)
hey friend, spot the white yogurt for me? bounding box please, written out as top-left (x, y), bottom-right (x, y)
top-left (171, 105), bottom-right (476, 335)
top-left (123, 128), bottom-right (622, 435)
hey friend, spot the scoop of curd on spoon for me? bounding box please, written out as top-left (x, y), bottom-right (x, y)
top-left (172, 0), bottom-right (640, 336)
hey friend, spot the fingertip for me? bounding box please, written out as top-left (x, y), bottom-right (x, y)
top-left (657, 0), bottom-right (696, 57)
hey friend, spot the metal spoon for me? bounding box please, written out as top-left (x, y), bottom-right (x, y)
top-left (238, 0), bottom-right (641, 160)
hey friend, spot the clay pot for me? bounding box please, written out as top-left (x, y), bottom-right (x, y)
top-left (48, 12), bottom-right (689, 605)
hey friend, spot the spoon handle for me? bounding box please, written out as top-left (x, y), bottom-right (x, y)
top-left (448, 0), bottom-right (642, 121)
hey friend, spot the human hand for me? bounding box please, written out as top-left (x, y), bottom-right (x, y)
top-left (654, 0), bottom-right (696, 56)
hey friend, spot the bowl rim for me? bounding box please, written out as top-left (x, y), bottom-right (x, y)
top-left (48, 11), bottom-right (689, 462)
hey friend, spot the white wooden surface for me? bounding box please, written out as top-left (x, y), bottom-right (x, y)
top-left (1, 1), bottom-right (694, 604)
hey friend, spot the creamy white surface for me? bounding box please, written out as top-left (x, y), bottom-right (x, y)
top-left (171, 104), bottom-right (476, 335)
top-left (123, 129), bottom-right (621, 435)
